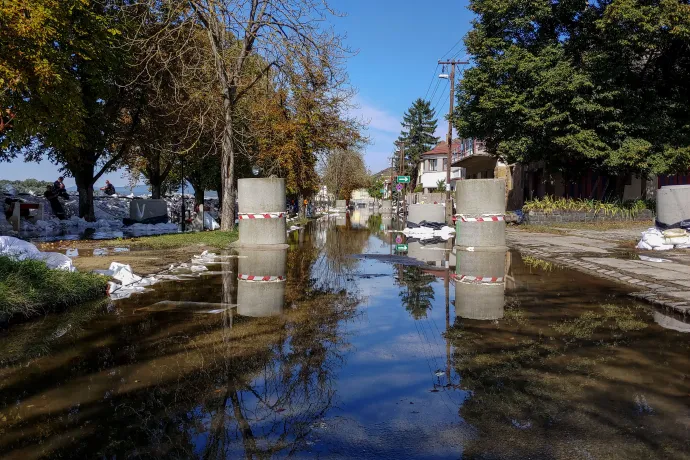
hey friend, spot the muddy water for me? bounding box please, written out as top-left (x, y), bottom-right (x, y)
top-left (1, 214), bottom-right (689, 459)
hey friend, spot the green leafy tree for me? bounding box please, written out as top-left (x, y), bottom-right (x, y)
top-left (0, 0), bottom-right (139, 220)
top-left (454, 0), bottom-right (690, 194)
top-left (397, 99), bottom-right (439, 189)
top-left (367, 177), bottom-right (385, 201)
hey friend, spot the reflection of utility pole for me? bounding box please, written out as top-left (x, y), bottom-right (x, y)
top-left (438, 59), bottom-right (468, 224)
top-left (396, 141), bottom-right (407, 221)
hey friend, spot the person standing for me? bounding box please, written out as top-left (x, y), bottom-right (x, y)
top-left (44, 185), bottom-right (66, 219)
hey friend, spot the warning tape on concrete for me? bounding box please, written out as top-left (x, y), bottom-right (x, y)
top-left (238, 212), bottom-right (285, 220)
top-left (237, 274), bottom-right (286, 282)
top-left (450, 273), bottom-right (504, 284)
top-left (455, 215), bottom-right (505, 223)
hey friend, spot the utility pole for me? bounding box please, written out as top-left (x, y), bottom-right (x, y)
top-left (438, 59), bottom-right (468, 224)
top-left (397, 141), bottom-right (407, 221)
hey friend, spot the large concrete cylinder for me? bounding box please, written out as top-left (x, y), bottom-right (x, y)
top-left (455, 179), bottom-right (506, 249)
top-left (657, 185), bottom-right (690, 228)
top-left (335, 200), bottom-right (347, 210)
top-left (380, 200), bottom-right (393, 213)
top-left (454, 250), bottom-right (506, 320)
top-left (238, 178), bottom-right (286, 246)
top-left (236, 248), bottom-right (287, 317)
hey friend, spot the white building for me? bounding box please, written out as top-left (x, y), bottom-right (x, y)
top-left (417, 140), bottom-right (463, 193)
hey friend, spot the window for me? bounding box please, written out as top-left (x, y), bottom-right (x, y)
top-left (429, 159), bottom-right (437, 171)
top-left (443, 159), bottom-right (447, 171)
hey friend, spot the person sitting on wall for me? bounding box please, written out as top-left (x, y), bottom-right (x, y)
top-left (53, 176), bottom-right (70, 199)
top-left (44, 185), bottom-right (66, 219)
top-left (100, 180), bottom-right (116, 196)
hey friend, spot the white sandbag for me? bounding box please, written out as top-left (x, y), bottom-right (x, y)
top-left (108, 262), bottom-right (142, 286)
top-left (641, 228), bottom-right (665, 248)
top-left (636, 240), bottom-right (653, 250)
top-left (203, 212), bottom-right (220, 230)
top-left (36, 252), bottom-right (76, 272)
top-left (0, 236), bottom-right (41, 260)
top-left (654, 244), bottom-right (674, 251)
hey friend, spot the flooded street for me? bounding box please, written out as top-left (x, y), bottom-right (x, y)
top-left (1, 213), bottom-right (689, 459)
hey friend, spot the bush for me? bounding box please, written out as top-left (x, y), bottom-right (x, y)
top-left (0, 256), bottom-right (108, 323)
top-left (523, 196), bottom-right (652, 217)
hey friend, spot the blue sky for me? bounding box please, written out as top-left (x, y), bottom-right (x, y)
top-left (1, 0), bottom-right (474, 188)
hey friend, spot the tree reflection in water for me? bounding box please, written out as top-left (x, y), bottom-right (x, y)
top-left (396, 265), bottom-right (436, 319)
top-left (0, 224), bottom-right (360, 459)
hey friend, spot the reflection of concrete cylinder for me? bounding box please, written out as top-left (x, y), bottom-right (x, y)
top-left (381, 200), bottom-right (393, 213)
top-left (455, 179), bottom-right (506, 249)
top-left (407, 204), bottom-right (445, 224)
top-left (238, 178), bottom-right (286, 246)
top-left (454, 250), bottom-right (506, 320)
top-left (236, 248), bottom-right (286, 317)
top-left (657, 185), bottom-right (690, 228)
top-left (335, 200), bottom-right (347, 210)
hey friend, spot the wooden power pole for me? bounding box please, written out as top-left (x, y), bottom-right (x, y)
top-left (438, 59), bottom-right (468, 224)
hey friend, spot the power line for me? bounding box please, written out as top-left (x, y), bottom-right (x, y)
top-left (441, 37), bottom-right (464, 60)
top-left (431, 80), bottom-right (449, 115)
top-left (423, 64), bottom-right (441, 101)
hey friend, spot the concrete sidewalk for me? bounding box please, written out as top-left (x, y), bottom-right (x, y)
top-left (507, 227), bottom-right (690, 317)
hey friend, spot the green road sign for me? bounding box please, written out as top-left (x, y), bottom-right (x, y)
top-left (395, 244), bottom-right (408, 252)
top-left (396, 176), bottom-right (410, 183)
top-left (380, 188), bottom-right (385, 194)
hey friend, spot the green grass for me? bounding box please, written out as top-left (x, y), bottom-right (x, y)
top-left (523, 196), bottom-right (654, 217)
top-left (519, 220), bottom-right (652, 234)
top-left (121, 230), bottom-right (239, 250)
top-left (0, 256), bottom-right (109, 322)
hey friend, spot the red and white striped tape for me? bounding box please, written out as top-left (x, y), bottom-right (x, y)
top-left (455, 215), bottom-right (504, 223)
top-left (451, 273), bottom-right (504, 283)
top-left (237, 274), bottom-right (286, 282)
top-left (238, 212), bottom-right (285, 220)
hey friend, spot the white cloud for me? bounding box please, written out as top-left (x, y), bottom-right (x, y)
top-left (351, 97), bottom-right (401, 134)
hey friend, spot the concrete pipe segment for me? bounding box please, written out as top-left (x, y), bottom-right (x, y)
top-left (656, 185), bottom-right (690, 229)
top-left (454, 250), bottom-right (506, 320)
top-left (236, 248), bottom-right (287, 317)
top-left (455, 179), bottom-right (507, 250)
top-left (238, 178), bottom-right (287, 246)
top-left (407, 204), bottom-right (445, 225)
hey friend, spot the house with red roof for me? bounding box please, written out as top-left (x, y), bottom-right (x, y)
top-left (416, 140), bottom-right (464, 193)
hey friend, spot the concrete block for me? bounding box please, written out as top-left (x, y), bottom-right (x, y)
top-left (335, 200), bottom-right (347, 209)
top-left (130, 199), bottom-right (168, 222)
top-left (408, 241), bottom-right (447, 265)
top-left (237, 178), bottom-right (286, 246)
top-left (236, 248), bottom-right (286, 317)
top-left (456, 179), bottom-right (506, 215)
top-left (380, 200), bottom-right (393, 213)
top-left (455, 250), bottom-right (506, 279)
top-left (455, 220), bottom-right (506, 248)
top-left (407, 204), bottom-right (445, 224)
top-left (657, 185), bottom-right (690, 227)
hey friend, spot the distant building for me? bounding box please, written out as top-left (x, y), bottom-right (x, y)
top-left (417, 140), bottom-right (463, 193)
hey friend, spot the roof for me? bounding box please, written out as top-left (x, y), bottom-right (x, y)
top-left (422, 140), bottom-right (462, 156)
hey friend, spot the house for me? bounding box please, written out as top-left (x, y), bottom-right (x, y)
top-left (417, 141), bottom-right (464, 193)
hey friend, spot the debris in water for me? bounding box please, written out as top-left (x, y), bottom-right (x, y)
top-left (634, 394), bottom-right (654, 414)
top-left (511, 419), bottom-right (533, 430)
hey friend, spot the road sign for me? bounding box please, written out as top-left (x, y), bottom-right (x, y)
top-left (395, 235), bottom-right (402, 244)
top-left (397, 176), bottom-right (410, 183)
top-left (395, 244), bottom-right (408, 252)
top-left (396, 183), bottom-right (403, 192)
top-left (380, 188), bottom-right (385, 194)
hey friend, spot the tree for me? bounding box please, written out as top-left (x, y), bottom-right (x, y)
top-left (1, 0), bottom-right (140, 220)
top-left (397, 99), bottom-right (439, 189)
top-left (453, 0), bottom-right (690, 193)
top-left (367, 177), bottom-right (385, 202)
top-left (129, 0), bottom-right (349, 230)
top-left (322, 150), bottom-right (369, 201)
top-left (396, 266), bottom-right (436, 319)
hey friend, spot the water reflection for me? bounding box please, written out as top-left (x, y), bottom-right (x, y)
top-left (236, 248), bottom-right (287, 317)
top-left (454, 250), bottom-right (506, 320)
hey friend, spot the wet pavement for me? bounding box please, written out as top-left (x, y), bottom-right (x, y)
top-left (1, 213), bottom-right (689, 459)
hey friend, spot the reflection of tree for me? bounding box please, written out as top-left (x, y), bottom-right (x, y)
top-left (446, 299), bottom-right (690, 459)
top-left (396, 266), bottom-right (435, 319)
top-left (0, 238), bottom-right (359, 459)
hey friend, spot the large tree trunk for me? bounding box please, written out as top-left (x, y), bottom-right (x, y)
top-left (74, 164), bottom-right (96, 222)
top-left (219, 108), bottom-right (235, 231)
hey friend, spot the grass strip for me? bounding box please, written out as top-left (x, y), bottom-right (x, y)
top-left (111, 230), bottom-right (239, 250)
top-left (0, 256), bottom-right (109, 322)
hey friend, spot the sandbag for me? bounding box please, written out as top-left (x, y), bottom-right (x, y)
top-left (0, 236), bottom-right (40, 260)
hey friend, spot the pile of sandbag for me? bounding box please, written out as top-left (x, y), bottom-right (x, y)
top-left (636, 228), bottom-right (690, 251)
top-left (0, 236), bottom-right (75, 271)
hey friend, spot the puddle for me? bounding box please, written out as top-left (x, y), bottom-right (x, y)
top-left (0, 215), bottom-right (689, 459)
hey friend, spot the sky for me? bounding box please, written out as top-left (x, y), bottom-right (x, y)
top-left (1, 0), bottom-right (475, 188)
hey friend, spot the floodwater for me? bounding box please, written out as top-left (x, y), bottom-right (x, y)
top-left (1, 212), bottom-right (689, 459)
